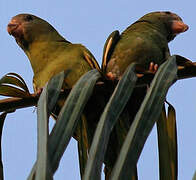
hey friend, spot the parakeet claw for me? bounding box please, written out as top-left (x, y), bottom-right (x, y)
top-left (136, 73), bottom-right (144, 78)
top-left (149, 62), bottom-right (158, 73)
top-left (136, 62), bottom-right (158, 78)
top-left (35, 88), bottom-right (43, 97)
top-left (106, 72), bottom-right (117, 81)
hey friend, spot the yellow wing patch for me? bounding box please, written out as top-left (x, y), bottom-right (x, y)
top-left (83, 51), bottom-right (101, 72)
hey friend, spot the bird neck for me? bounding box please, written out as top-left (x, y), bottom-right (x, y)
top-left (125, 20), bottom-right (170, 41)
top-left (24, 39), bottom-right (70, 75)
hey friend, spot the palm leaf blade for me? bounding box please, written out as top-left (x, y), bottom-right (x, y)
top-left (110, 56), bottom-right (177, 180)
top-left (83, 64), bottom-right (137, 180)
top-left (48, 69), bottom-right (101, 174)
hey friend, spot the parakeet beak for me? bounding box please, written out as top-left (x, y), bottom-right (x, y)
top-left (172, 20), bottom-right (189, 34)
top-left (7, 18), bottom-right (24, 40)
top-left (7, 22), bottom-right (19, 35)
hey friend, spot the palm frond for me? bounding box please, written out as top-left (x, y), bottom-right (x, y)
top-left (110, 56), bottom-right (177, 180)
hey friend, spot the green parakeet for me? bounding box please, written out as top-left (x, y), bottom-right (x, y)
top-left (7, 14), bottom-right (103, 176)
top-left (101, 11), bottom-right (188, 178)
top-left (102, 11), bottom-right (188, 80)
top-left (7, 14), bottom-right (100, 92)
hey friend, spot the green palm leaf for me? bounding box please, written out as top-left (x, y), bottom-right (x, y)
top-left (83, 63), bottom-right (137, 180)
top-left (110, 56), bottom-right (177, 180)
top-left (0, 112), bottom-right (7, 180)
top-left (157, 102), bottom-right (177, 180)
top-left (0, 73), bottom-right (30, 98)
top-left (48, 69), bottom-right (101, 174)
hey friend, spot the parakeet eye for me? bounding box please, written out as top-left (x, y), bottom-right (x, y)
top-left (165, 11), bottom-right (171, 15)
top-left (25, 15), bottom-right (33, 21)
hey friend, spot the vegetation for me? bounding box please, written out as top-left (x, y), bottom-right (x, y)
top-left (0, 55), bottom-right (196, 179)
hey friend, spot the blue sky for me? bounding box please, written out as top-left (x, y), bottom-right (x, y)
top-left (0, 0), bottom-right (196, 179)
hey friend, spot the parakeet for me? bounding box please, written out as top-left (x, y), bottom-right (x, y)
top-left (7, 14), bottom-right (100, 92)
top-left (7, 14), bottom-right (103, 176)
top-left (102, 11), bottom-right (188, 80)
top-left (101, 11), bottom-right (189, 178)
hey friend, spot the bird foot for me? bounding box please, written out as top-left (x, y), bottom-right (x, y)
top-left (35, 88), bottom-right (43, 97)
top-left (136, 62), bottom-right (158, 77)
top-left (106, 72), bottom-right (117, 81)
top-left (148, 62), bottom-right (158, 74)
top-left (106, 62), bottom-right (159, 79)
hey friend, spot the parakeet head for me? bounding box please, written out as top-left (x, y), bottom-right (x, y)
top-left (136, 11), bottom-right (188, 42)
top-left (7, 14), bottom-right (65, 50)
